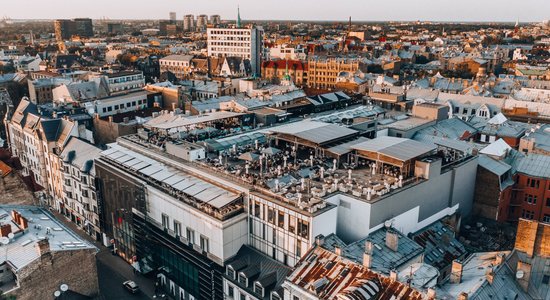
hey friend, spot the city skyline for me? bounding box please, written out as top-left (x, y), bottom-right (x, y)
top-left (3, 0), bottom-right (549, 22)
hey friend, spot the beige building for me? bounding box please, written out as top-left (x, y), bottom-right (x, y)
top-left (307, 58), bottom-right (359, 89)
top-left (159, 55), bottom-right (194, 80)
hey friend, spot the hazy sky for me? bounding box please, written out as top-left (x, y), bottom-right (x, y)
top-left (3, 0), bottom-right (549, 22)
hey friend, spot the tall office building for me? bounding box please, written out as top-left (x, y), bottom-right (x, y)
top-left (210, 15), bottom-right (221, 26)
top-left (169, 12), bottom-right (176, 22)
top-left (196, 14), bottom-right (208, 31)
top-left (207, 26), bottom-right (264, 77)
top-left (183, 14), bottom-right (194, 32)
top-left (54, 18), bottom-right (93, 41)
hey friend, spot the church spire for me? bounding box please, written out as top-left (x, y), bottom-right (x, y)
top-left (237, 6), bottom-right (242, 28)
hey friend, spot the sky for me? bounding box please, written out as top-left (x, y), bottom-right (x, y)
top-left (3, 0), bottom-right (549, 22)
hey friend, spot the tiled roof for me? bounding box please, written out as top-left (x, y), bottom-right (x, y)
top-left (285, 245), bottom-right (424, 300)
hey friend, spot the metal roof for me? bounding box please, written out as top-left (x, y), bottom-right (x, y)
top-left (515, 153), bottom-right (550, 178)
top-left (478, 155), bottom-right (511, 176)
top-left (352, 136), bottom-right (436, 162)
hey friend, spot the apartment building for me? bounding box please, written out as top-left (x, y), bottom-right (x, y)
top-left (159, 55), bottom-right (194, 80)
top-left (207, 27), bottom-right (264, 77)
top-left (58, 137), bottom-right (102, 240)
top-left (307, 58), bottom-right (359, 89)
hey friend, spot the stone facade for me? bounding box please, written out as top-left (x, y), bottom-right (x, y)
top-left (9, 241), bottom-right (98, 300)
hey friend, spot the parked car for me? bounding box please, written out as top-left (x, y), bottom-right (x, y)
top-left (123, 280), bottom-right (140, 293)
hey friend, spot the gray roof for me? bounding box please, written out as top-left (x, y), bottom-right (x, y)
top-left (352, 136), bottom-right (436, 161)
top-left (323, 227), bottom-right (424, 274)
top-left (0, 205), bottom-right (96, 271)
top-left (269, 121), bottom-right (358, 145)
top-left (515, 153), bottom-right (550, 178)
top-left (225, 245), bottom-right (291, 300)
top-left (59, 137), bottom-right (102, 175)
top-left (478, 155), bottom-right (511, 176)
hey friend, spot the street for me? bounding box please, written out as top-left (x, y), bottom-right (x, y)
top-left (48, 209), bottom-right (160, 300)
top-left (96, 249), bottom-right (154, 300)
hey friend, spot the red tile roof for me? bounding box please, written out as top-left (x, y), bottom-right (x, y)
top-left (262, 60), bottom-right (308, 71)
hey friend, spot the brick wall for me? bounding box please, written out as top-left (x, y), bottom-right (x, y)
top-left (10, 249), bottom-right (99, 300)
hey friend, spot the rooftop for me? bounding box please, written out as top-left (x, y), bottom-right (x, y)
top-left (0, 205), bottom-right (96, 271)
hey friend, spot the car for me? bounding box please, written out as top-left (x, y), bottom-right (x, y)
top-left (123, 280), bottom-right (140, 294)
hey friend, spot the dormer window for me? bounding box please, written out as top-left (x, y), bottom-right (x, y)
top-left (254, 282), bottom-right (264, 297)
top-left (226, 266), bottom-right (235, 279)
top-left (271, 292), bottom-right (281, 300)
top-left (238, 273), bottom-right (248, 287)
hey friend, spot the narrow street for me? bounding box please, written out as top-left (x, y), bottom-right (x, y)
top-left (49, 210), bottom-right (160, 300)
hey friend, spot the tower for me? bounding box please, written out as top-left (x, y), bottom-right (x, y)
top-left (236, 6), bottom-right (242, 28)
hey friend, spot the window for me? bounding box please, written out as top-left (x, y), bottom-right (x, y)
top-left (200, 235), bottom-right (209, 253)
top-left (525, 194), bottom-right (537, 204)
top-left (240, 294), bottom-right (246, 300)
top-left (522, 209), bottom-right (534, 220)
top-left (546, 198), bottom-right (550, 207)
top-left (174, 221), bottom-right (182, 237)
top-left (278, 211), bottom-right (285, 228)
top-left (226, 284), bottom-right (234, 297)
top-left (271, 293), bottom-right (281, 300)
top-left (186, 228), bottom-right (195, 244)
top-left (254, 282), bottom-right (264, 297)
top-left (161, 214), bottom-right (170, 229)
top-left (267, 207), bottom-right (275, 224)
top-left (296, 240), bottom-right (302, 257)
top-left (238, 273), bottom-right (248, 287)
top-left (543, 214), bottom-right (550, 224)
top-left (289, 215), bottom-right (296, 234)
top-left (297, 219), bottom-right (309, 238)
top-left (254, 201), bottom-right (261, 218)
top-left (542, 274), bottom-right (550, 284)
top-left (226, 266), bottom-right (235, 279)
top-left (527, 178), bottom-right (540, 188)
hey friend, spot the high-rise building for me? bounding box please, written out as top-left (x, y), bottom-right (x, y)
top-left (107, 22), bottom-right (123, 34)
top-left (54, 18), bottom-right (93, 41)
top-left (159, 20), bottom-right (177, 36)
top-left (210, 15), bottom-right (221, 26)
top-left (196, 14), bottom-right (208, 31)
top-left (207, 27), bottom-right (264, 77)
top-left (169, 12), bottom-right (176, 23)
top-left (183, 14), bottom-right (194, 32)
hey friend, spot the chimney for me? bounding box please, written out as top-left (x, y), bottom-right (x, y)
top-left (450, 259), bottom-right (463, 284)
top-left (427, 288), bottom-right (436, 299)
top-left (123, 117), bottom-right (129, 124)
top-left (0, 224), bottom-right (12, 237)
top-left (171, 103), bottom-right (176, 111)
top-left (457, 292), bottom-right (468, 300)
top-left (386, 229), bottom-right (399, 252)
top-left (516, 260), bottom-right (532, 292)
top-left (363, 240), bottom-right (373, 268)
top-left (19, 216), bottom-right (28, 230)
top-left (389, 269), bottom-right (398, 282)
top-left (495, 252), bottom-right (505, 265)
top-left (486, 268), bottom-right (495, 285)
top-left (334, 245), bottom-right (342, 256)
top-left (108, 116), bottom-right (113, 123)
top-left (35, 238), bottom-right (51, 257)
top-left (315, 234), bottom-right (325, 246)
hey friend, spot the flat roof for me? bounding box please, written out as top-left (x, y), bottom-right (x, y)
top-left (101, 144), bottom-right (241, 210)
top-left (352, 136), bottom-right (436, 162)
top-left (0, 205), bottom-right (96, 271)
top-left (268, 120), bottom-right (358, 145)
top-left (145, 111), bottom-right (244, 131)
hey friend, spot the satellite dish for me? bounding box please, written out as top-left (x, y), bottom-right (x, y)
top-left (516, 270), bottom-right (524, 279)
top-left (0, 237), bottom-right (9, 245)
top-left (53, 291), bottom-right (61, 297)
top-left (7, 233), bottom-right (14, 239)
top-left (60, 284), bottom-right (69, 292)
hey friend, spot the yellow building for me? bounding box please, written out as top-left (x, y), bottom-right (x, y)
top-left (307, 58), bottom-right (359, 89)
